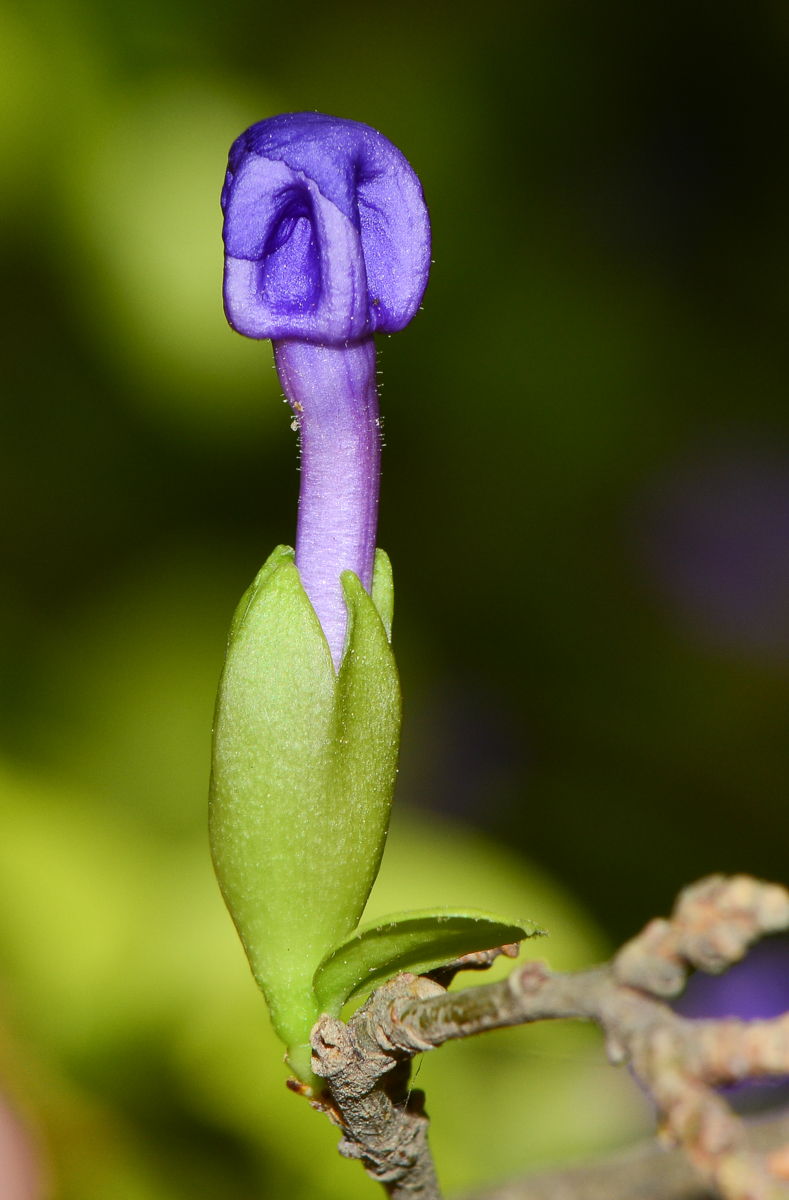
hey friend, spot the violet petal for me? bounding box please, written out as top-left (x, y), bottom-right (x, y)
top-left (222, 112), bottom-right (431, 342)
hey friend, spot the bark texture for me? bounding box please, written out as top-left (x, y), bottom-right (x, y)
top-left (308, 875), bottom-right (789, 1200)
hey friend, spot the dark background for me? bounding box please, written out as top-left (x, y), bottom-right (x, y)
top-left (2, 0), bottom-right (789, 1196)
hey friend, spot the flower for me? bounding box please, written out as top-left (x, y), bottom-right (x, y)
top-left (220, 113), bottom-right (430, 668)
top-left (221, 111), bottom-right (431, 344)
top-left (214, 115), bottom-right (523, 1091)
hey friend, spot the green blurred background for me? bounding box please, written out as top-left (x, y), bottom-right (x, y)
top-left (2, 0), bottom-right (789, 1195)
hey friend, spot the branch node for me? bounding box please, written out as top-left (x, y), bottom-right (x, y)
top-left (510, 959), bottom-right (552, 998)
top-left (614, 876), bottom-right (789, 999)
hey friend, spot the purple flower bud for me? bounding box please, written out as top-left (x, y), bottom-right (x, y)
top-left (221, 113), bottom-right (430, 668)
top-left (221, 111), bottom-right (431, 343)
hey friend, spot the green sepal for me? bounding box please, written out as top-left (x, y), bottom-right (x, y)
top-left (226, 543), bottom-right (295, 645)
top-left (313, 908), bottom-right (542, 1015)
top-left (371, 548), bottom-right (394, 641)
top-left (209, 545), bottom-right (401, 1078)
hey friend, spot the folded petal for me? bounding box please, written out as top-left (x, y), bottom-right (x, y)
top-left (222, 112), bottom-right (430, 342)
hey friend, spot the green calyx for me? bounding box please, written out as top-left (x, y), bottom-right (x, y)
top-left (210, 547), bottom-right (536, 1085)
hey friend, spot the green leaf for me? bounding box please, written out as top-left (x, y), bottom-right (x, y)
top-left (313, 908), bottom-right (543, 1015)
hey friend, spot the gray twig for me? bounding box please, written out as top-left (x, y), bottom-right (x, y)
top-left (310, 974), bottom-right (446, 1200)
top-left (465, 1109), bottom-right (789, 1200)
top-left (308, 875), bottom-right (789, 1200)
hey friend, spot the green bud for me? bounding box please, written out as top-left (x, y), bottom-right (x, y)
top-left (210, 546), bottom-right (535, 1087)
top-left (209, 546), bottom-right (401, 1079)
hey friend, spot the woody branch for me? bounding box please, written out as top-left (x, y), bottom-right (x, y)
top-left (310, 875), bottom-right (789, 1200)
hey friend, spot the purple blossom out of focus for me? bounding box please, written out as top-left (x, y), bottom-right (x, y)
top-left (673, 937), bottom-right (789, 1113)
top-left (638, 445), bottom-right (789, 662)
top-left (637, 439), bottom-right (789, 1113)
top-left (221, 113), bottom-right (431, 667)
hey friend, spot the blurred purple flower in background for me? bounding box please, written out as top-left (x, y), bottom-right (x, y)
top-left (637, 443), bottom-right (789, 662)
top-left (221, 113), bottom-right (431, 667)
top-left (674, 937), bottom-right (789, 1112)
top-left (634, 437), bottom-right (789, 1113)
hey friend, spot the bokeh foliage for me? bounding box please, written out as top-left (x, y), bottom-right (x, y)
top-left (1, 0), bottom-right (789, 1194)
